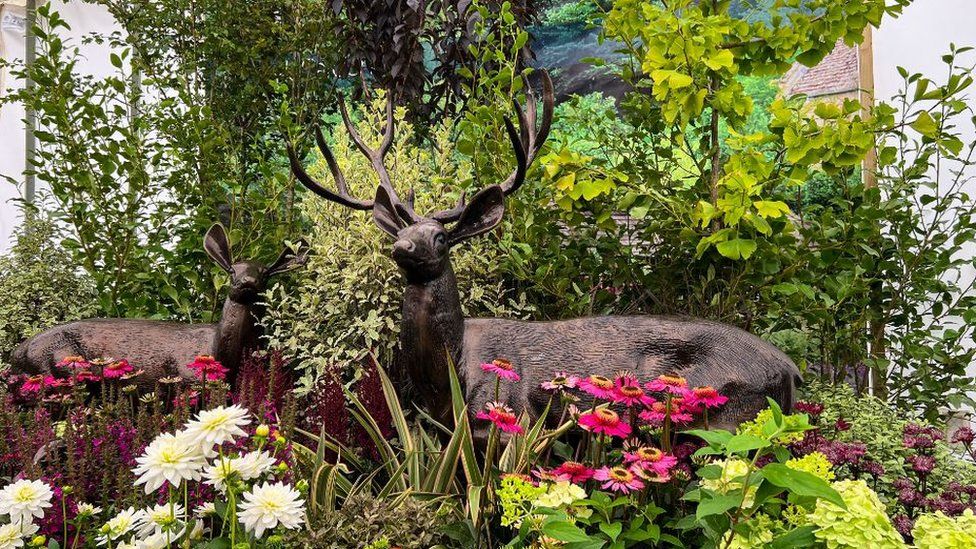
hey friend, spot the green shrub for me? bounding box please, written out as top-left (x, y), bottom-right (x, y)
top-left (291, 493), bottom-right (457, 549)
top-left (912, 509), bottom-right (976, 549)
top-left (0, 213), bottom-right (98, 361)
top-left (262, 98), bottom-right (533, 389)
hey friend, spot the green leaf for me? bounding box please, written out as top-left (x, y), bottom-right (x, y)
top-left (725, 433), bottom-right (770, 454)
top-left (769, 525), bottom-right (818, 548)
top-left (716, 238), bottom-right (758, 260)
top-left (684, 429), bottom-right (733, 448)
top-left (762, 463), bottom-right (846, 509)
top-left (544, 520), bottom-right (594, 542)
top-left (912, 110), bottom-right (938, 137)
top-left (600, 520), bottom-right (623, 541)
top-left (696, 492), bottom-right (743, 519)
top-left (704, 49), bottom-right (735, 71)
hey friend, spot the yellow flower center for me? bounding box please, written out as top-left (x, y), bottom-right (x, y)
top-left (609, 467), bottom-right (633, 482)
top-left (589, 375), bottom-right (613, 389)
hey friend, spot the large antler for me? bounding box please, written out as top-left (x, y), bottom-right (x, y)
top-left (287, 93), bottom-right (413, 214)
top-left (429, 71), bottom-right (554, 223)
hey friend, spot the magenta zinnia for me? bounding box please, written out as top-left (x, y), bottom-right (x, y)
top-left (612, 376), bottom-right (656, 407)
top-left (623, 446), bottom-right (678, 477)
top-left (552, 461), bottom-right (595, 484)
top-left (645, 374), bottom-right (690, 396)
top-left (639, 399), bottom-right (694, 426)
top-left (20, 374), bottom-right (55, 394)
top-left (475, 402), bottom-right (524, 434)
top-left (684, 386), bottom-right (728, 410)
top-left (578, 408), bottom-right (632, 438)
top-left (480, 359), bottom-right (521, 382)
top-left (578, 375), bottom-right (616, 400)
top-left (187, 355), bottom-right (229, 382)
top-left (101, 359), bottom-right (134, 379)
top-left (540, 372), bottom-right (579, 392)
top-left (56, 355), bottom-right (90, 370)
top-left (593, 466), bottom-right (645, 493)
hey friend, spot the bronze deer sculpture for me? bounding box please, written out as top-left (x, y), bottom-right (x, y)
top-left (288, 74), bottom-right (800, 432)
top-left (10, 224), bottom-right (307, 389)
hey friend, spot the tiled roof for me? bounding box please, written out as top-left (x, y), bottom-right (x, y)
top-left (781, 39), bottom-right (860, 98)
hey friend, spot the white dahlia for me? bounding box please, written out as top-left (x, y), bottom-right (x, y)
top-left (76, 502), bottom-right (103, 518)
top-left (194, 502), bottom-right (217, 518)
top-left (135, 502), bottom-right (185, 538)
top-left (237, 481), bottom-right (305, 538)
top-left (236, 450), bottom-right (277, 480)
top-left (98, 507), bottom-right (144, 545)
top-left (183, 405), bottom-right (251, 455)
top-left (0, 479), bottom-right (54, 525)
top-left (0, 522), bottom-right (38, 549)
top-left (132, 431), bottom-right (206, 493)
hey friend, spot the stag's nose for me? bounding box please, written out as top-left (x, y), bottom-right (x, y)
top-left (393, 240), bottom-right (415, 254)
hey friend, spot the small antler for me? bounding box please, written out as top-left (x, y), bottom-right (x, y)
top-left (287, 92), bottom-right (410, 213)
top-left (429, 71), bottom-right (554, 223)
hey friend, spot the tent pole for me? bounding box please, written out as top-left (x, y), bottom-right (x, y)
top-left (24, 0), bottom-right (37, 204)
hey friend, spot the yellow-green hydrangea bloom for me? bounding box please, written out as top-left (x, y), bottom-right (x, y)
top-left (532, 481), bottom-right (587, 509)
top-left (700, 457), bottom-right (757, 508)
top-left (498, 475), bottom-right (545, 528)
top-left (737, 408), bottom-right (804, 443)
top-left (726, 514), bottom-right (779, 549)
top-left (912, 509), bottom-right (976, 549)
top-left (786, 451), bottom-right (835, 482)
top-left (808, 479), bottom-right (906, 549)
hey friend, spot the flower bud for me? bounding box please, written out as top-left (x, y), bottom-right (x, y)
top-left (255, 424), bottom-right (270, 438)
top-left (29, 535), bottom-right (46, 547)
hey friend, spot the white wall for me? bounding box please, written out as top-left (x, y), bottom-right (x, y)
top-left (873, 0), bottom-right (976, 411)
top-left (0, 0), bottom-right (120, 252)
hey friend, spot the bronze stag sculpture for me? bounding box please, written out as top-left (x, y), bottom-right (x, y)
top-left (10, 224), bottom-right (307, 388)
top-left (288, 74), bottom-right (800, 432)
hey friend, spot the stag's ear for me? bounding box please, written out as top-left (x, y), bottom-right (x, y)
top-left (373, 186), bottom-right (406, 238)
top-left (267, 240), bottom-right (310, 277)
top-left (447, 186), bottom-right (505, 245)
top-left (203, 223), bottom-right (233, 273)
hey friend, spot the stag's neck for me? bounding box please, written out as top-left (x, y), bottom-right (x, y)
top-left (214, 298), bottom-right (260, 377)
top-left (399, 263), bottom-right (464, 397)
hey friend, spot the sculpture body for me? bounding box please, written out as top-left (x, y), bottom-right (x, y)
top-left (10, 224), bottom-right (306, 388)
top-left (288, 72), bottom-right (799, 432)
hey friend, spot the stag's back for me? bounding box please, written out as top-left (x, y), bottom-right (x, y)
top-left (11, 319), bottom-right (216, 387)
top-left (461, 315), bottom-right (799, 430)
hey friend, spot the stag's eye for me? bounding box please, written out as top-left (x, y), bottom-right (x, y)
top-left (434, 233), bottom-right (446, 247)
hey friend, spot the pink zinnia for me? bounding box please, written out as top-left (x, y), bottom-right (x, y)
top-left (480, 359), bottom-right (521, 382)
top-left (56, 355), bottom-right (90, 370)
top-left (577, 375), bottom-right (616, 400)
top-left (645, 374), bottom-right (691, 396)
top-left (20, 374), bottom-right (55, 394)
top-left (612, 376), bottom-right (656, 407)
top-left (475, 402), bottom-right (525, 434)
top-left (552, 461), bottom-right (595, 484)
top-left (101, 359), bottom-right (134, 379)
top-left (540, 372), bottom-right (579, 392)
top-left (578, 408), bottom-right (632, 438)
top-left (639, 399), bottom-right (694, 426)
top-left (73, 368), bottom-right (101, 383)
top-left (684, 386), bottom-right (728, 410)
top-left (187, 355), bottom-right (229, 381)
top-left (623, 446), bottom-right (678, 477)
top-left (593, 466), bottom-right (645, 493)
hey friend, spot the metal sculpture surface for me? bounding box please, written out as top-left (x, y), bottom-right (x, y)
top-left (10, 224), bottom-right (307, 388)
top-left (289, 73), bottom-right (800, 431)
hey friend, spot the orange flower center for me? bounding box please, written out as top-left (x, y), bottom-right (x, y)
top-left (28, 375), bottom-right (44, 383)
top-left (492, 359), bottom-right (514, 371)
top-left (561, 461), bottom-right (585, 473)
top-left (64, 356), bottom-right (84, 363)
top-left (494, 410), bottom-right (517, 423)
top-left (589, 375), bottom-right (613, 389)
top-left (619, 385), bottom-right (643, 397)
top-left (693, 386), bottom-right (717, 398)
top-left (594, 408), bottom-right (620, 425)
top-left (609, 467), bottom-right (634, 482)
top-left (660, 374), bottom-right (687, 387)
top-left (636, 447), bottom-right (663, 461)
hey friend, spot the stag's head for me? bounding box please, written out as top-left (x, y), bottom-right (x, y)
top-left (287, 73), bottom-right (553, 283)
top-left (203, 224), bottom-right (309, 303)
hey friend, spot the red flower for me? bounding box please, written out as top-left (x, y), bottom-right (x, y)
top-left (475, 402), bottom-right (524, 435)
top-left (73, 369), bottom-right (101, 383)
top-left (101, 359), bottom-right (134, 379)
top-left (578, 375), bottom-right (616, 400)
top-left (578, 408), bottom-right (632, 438)
top-left (611, 376), bottom-right (656, 407)
top-left (639, 399), bottom-right (694, 426)
top-left (552, 461), bottom-right (595, 484)
top-left (794, 401), bottom-right (824, 416)
top-left (187, 355), bottom-right (229, 382)
top-left (593, 466), bottom-right (645, 493)
top-left (540, 372), bottom-right (579, 392)
top-left (684, 386), bottom-right (728, 410)
top-left (645, 374), bottom-right (690, 396)
top-left (56, 356), bottom-right (90, 370)
top-left (480, 359), bottom-right (521, 382)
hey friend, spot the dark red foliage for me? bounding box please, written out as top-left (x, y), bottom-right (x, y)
top-left (234, 350), bottom-right (295, 421)
top-left (352, 356), bottom-right (394, 462)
